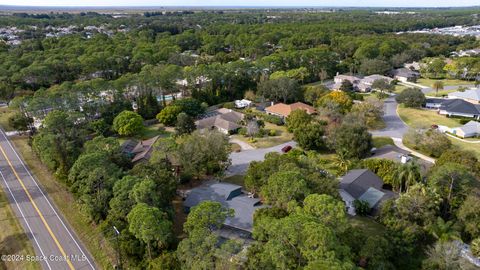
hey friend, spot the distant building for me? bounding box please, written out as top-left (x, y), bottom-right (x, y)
top-left (265, 102), bottom-right (316, 118)
top-left (183, 181), bottom-right (265, 233)
top-left (391, 68), bottom-right (421, 82)
top-left (196, 108), bottom-right (244, 134)
top-left (452, 121), bottom-right (480, 138)
top-left (333, 73), bottom-right (392, 92)
top-left (121, 136), bottom-right (159, 164)
top-left (339, 169), bottom-right (396, 215)
top-left (448, 88), bottom-right (480, 104)
top-left (234, 99), bottom-right (253, 109)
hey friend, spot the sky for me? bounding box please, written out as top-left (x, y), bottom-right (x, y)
top-left (1, 0), bottom-right (479, 8)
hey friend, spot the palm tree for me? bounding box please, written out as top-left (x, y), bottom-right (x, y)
top-left (428, 217), bottom-right (461, 243)
top-left (471, 238), bottom-right (480, 257)
top-left (333, 152), bottom-right (352, 175)
top-left (394, 161), bottom-right (421, 192)
top-left (432, 81), bottom-right (444, 97)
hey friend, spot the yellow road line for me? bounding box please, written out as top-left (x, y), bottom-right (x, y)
top-left (0, 143), bottom-right (75, 270)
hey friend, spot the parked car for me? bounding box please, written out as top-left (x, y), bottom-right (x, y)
top-left (281, 145), bottom-right (292, 153)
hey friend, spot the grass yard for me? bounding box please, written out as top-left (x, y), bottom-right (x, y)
top-left (223, 175), bottom-right (245, 186)
top-left (232, 122), bottom-right (293, 149)
top-left (0, 189), bottom-right (41, 270)
top-left (397, 106), bottom-right (461, 128)
top-left (9, 136), bottom-right (116, 269)
top-left (450, 139), bottom-right (480, 159)
top-left (141, 123), bottom-right (171, 139)
top-left (417, 78), bottom-right (473, 87)
top-left (372, 137), bottom-right (394, 148)
top-left (349, 216), bottom-right (386, 237)
top-left (393, 84), bottom-right (409, 94)
top-left (425, 89), bottom-right (457, 97)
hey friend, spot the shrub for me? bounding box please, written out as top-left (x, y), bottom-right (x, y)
top-left (238, 127), bottom-right (247, 136)
top-left (268, 129), bottom-right (277, 136)
top-left (263, 114), bottom-right (284, 125)
top-left (472, 238), bottom-right (480, 257)
top-left (353, 200), bottom-right (370, 216)
top-left (403, 128), bottom-right (451, 158)
top-left (222, 102), bottom-right (235, 109)
top-left (362, 158), bottom-right (399, 186)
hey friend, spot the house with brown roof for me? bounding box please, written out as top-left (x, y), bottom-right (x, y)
top-left (196, 108), bottom-right (244, 134)
top-left (121, 135), bottom-right (160, 164)
top-left (265, 102), bottom-right (316, 118)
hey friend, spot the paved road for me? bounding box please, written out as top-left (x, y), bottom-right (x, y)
top-left (370, 96), bottom-right (408, 138)
top-left (0, 129), bottom-right (96, 270)
top-left (227, 141), bottom-right (297, 175)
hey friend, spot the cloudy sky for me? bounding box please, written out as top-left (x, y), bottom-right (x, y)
top-left (1, 0), bottom-right (479, 7)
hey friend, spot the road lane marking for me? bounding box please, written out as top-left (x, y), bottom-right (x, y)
top-left (0, 169), bottom-right (52, 270)
top-left (0, 143), bottom-right (75, 270)
top-left (0, 130), bottom-right (95, 269)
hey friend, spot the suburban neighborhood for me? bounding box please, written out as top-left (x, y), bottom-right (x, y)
top-left (0, 5), bottom-right (479, 270)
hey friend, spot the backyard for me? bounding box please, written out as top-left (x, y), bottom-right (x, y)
top-left (231, 122), bottom-right (293, 149)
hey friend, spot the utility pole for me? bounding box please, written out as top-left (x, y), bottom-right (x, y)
top-left (113, 226), bottom-right (123, 270)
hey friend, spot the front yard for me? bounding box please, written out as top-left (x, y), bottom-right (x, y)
top-left (417, 78), bottom-right (473, 87)
top-left (397, 106), bottom-right (461, 128)
top-left (231, 122), bottom-right (293, 149)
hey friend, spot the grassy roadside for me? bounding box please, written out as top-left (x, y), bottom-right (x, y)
top-left (0, 189), bottom-right (41, 270)
top-left (9, 136), bottom-right (115, 270)
top-left (417, 78), bottom-right (473, 87)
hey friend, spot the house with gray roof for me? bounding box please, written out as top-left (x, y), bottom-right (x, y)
top-left (439, 99), bottom-right (480, 119)
top-left (332, 73), bottom-right (392, 92)
top-left (369, 145), bottom-right (411, 163)
top-left (452, 121), bottom-right (480, 138)
top-left (184, 181), bottom-right (264, 233)
top-left (196, 108), bottom-right (244, 134)
top-left (121, 135), bottom-right (160, 164)
top-left (448, 88), bottom-right (480, 104)
top-left (339, 169), bottom-right (396, 215)
top-left (391, 68), bottom-right (420, 82)
top-left (425, 98), bottom-right (446, 109)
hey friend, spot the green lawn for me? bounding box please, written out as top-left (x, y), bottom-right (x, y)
top-left (450, 139), bottom-right (480, 159)
top-left (349, 216), bottom-right (386, 237)
top-left (417, 78), bottom-right (473, 87)
top-left (141, 123), bottom-right (171, 139)
top-left (425, 89), bottom-right (457, 97)
top-left (223, 175), bottom-right (245, 186)
top-left (393, 84), bottom-right (409, 94)
top-left (397, 106), bottom-right (461, 128)
top-left (0, 189), bottom-right (41, 270)
top-left (372, 137), bottom-right (394, 148)
top-left (231, 123), bottom-right (293, 149)
top-left (0, 107), bottom-right (16, 132)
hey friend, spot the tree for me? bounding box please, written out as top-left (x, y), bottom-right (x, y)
top-left (353, 200), bottom-right (370, 216)
top-left (113, 110), bottom-right (144, 136)
top-left (428, 217), bottom-right (461, 242)
top-left (436, 148), bottom-right (480, 177)
top-left (108, 175), bottom-right (141, 222)
top-left (432, 81), bottom-right (444, 97)
top-left (246, 120), bottom-right (260, 137)
top-left (171, 98), bottom-right (205, 117)
top-left (394, 162), bottom-right (421, 193)
top-left (175, 130), bottom-right (231, 178)
top-left (395, 88), bottom-right (426, 107)
top-left (318, 68), bottom-right (328, 83)
top-left (329, 122), bottom-right (372, 159)
top-left (428, 163), bottom-right (475, 218)
top-left (371, 79), bottom-right (394, 94)
top-left (422, 241), bottom-right (468, 270)
top-left (458, 195), bottom-right (480, 239)
top-left (257, 77), bottom-right (302, 103)
top-left (136, 91), bottom-right (161, 119)
top-left (8, 112), bottom-right (32, 132)
top-left (294, 122), bottom-right (326, 151)
top-left (340, 79), bottom-right (354, 92)
top-left (318, 91), bottom-right (353, 113)
top-left (349, 98), bottom-right (384, 129)
top-left (403, 128), bottom-right (451, 158)
top-left (303, 85), bottom-right (328, 105)
top-left (157, 105), bottom-right (183, 126)
top-left (285, 109), bottom-right (312, 132)
top-left (261, 169), bottom-right (310, 208)
top-left (175, 112), bottom-right (196, 135)
top-left (127, 203), bottom-right (172, 259)
top-left (472, 238), bottom-right (480, 258)
top-left (358, 59), bottom-right (392, 75)
top-left (68, 152), bottom-right (122, 222)
top-left (183, 201), bottom-right (234, 234)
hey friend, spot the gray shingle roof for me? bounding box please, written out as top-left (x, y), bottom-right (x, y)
top-left (440, 99), bottom-right (480, 115)
top-left (458, 121), bottom-right (480, 135)
top-left (340, 169), bottom-right (384, 199)
top-left (449, 89), bottom-right (480, 102)
top-left (184, 181), bottom-right (264, 232)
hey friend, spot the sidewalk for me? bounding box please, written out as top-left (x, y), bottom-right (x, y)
top-left (391, 137), bottom-right (436, 164)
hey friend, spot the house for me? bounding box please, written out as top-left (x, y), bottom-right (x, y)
top-left (369, 145), bottom-right (411, 163)
top-left (339, 169), bottom-right (396, 215)
top-left (425, 98), bottom-right (446, 109)
top-left (333, 73), bottom-right (392, 92)
top-left (196, 108), bottom-right (244, 134)
top-left (265, 102), bottom-right (316, 118)
top-left (391, 68), bottom-right (420, 82)
top-left (452, 121), bottom-right (480, 138)
top-left (234, 99), bottom-right (253, 109)
top-left (448, 88), bottom-right (480, 104)
top-left (438, 99), bottom-right (480, 119)
top-left (183, 181), bottom-right (264, 233)
top-left (121, 136), bottom-right (159, 164)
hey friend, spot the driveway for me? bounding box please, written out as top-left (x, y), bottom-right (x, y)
top-left (226, 141), bottom-right (297, 175)
top-left (370, 96), bottom-right (408, 139)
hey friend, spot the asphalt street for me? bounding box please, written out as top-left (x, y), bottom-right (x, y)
top-left (370, 96), bottom-right (408, 139)
top-left (0, 128), bottom-right (96, 270)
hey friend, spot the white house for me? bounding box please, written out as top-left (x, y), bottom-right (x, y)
top-left (234, 99), bottom-right (253, 109)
